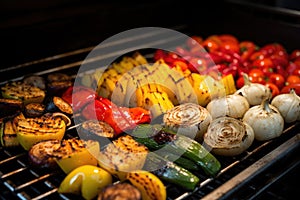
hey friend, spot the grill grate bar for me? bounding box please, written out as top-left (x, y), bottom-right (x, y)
top-left (1, 167), bottom-right (27, 179)
top-left (14, 173), bottom-right (55, 192)
top-left (31, 188), bottom-right (58, 200)
top-left (0, 153), bottom-right (26, 165)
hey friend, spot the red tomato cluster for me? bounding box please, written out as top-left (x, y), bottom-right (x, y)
top-left (153, 34), bottom-right (300, 97)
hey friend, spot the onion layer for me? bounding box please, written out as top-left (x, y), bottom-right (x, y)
top-left (206, 94), bottom-right (249, 119)
top-left (203, 117), bottom-right (254, 156)
top-left (271, 89), bottom-right (300, 123)
top-left (163, 103), bottom-right (212, 142)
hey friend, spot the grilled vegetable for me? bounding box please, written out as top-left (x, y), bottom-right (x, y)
top-left (25, 103), bottom-right (45, 117)
top-left (79, 120), bottom-right (114, 146)
top-left (235, 73), bottom-right (271, 106)
top-left (126, 170), bottom-right (167, 200)
top-left (55, 139), bottom-right (100, 174)
top-left (203, 116), bottom-right (255, 156)
top-left (16, 113), bottom-right (66, 150)
top-left (271, 89), bottom-right (300, 123)
top-left (45, 96), bottom-right (73, 115)
top-left (61, 86), bottom-right (96, 113)
top-left (23, 75), bottom-right (46, 90)
top-left (243, 98), bottom-right (284, 141)
top-left (58, 165), bottom-right (112, 200)
top-left (28, 139), bottom-right (60, 169)
top-left (1, 81), bottom-right (45, 105)
top-left (157, 150), bottom-right (200, 171)
top-left (47, 73), bottom-right (73, 96)
top-left (0, 98), bottom-right (23, 121)
top-left (163, 103), bottom-right (212, 142)
top-left (98, 182), bottom-right (142, 200)
top-left (82, 96), bottom-right (151, 136)
top-left (28, 138), bottom-right (100, 173)
top-left (95, 52), bottom-right (148, 99)
top-left (0, 113), bottom-right (25, 147)
top-left (98, 135), bottom-right (149, 180)
top-left (206, 94), bottom-right (250, 119)
top-left (131, 124), bottom-right (221, 176)
top-left (144, 152), bottom-right (200, 190)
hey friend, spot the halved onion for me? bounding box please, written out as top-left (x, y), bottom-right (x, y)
top-left (203, 116), bottom-right (254, 156)
top-left (163, 103), bottom-right (212, 142)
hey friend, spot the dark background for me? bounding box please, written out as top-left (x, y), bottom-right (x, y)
top-left (0, 0), bottom-right (300, 69)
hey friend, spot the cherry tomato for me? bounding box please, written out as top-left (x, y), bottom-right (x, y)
top-left (261, 65), bottom-right (274, 77)
top-left (249, 51), bottom-right (265, 61)
top-left (218, 34), bottom-right (239, 44)
top-left (286, 75), bottom-right (300, 85)
top-left (186, 36), bottom-right (203, 49)
top-left (252, 58), bottom-right (274, 69)
top-left (220, 41), bottom-right (240, 54)
top-left (294, 59), bottom-right (300, 68)
top-left (236, 76), bottom-right (245, 89)
top-left (248, 68), bottom-right (265, 84)
top-left (280, 83), bottom-right (300, 95)
top-left (270, 54), bottom-right (289, 68)
top-left (248, 68), bottom-right (264, 78)
top-left (260, 43), bottom-right (286, 56)
top-left (289, 49), bottom-right (300, 61)
top-left (188, 57), bottom-right (207, 73)
top-left (221, 65), bottom-right (238, 78)
top-left (269, 73), bottom-right (285, 90)
top-left (265, 82), bottom-right (280, 97)
top-left (275, 65), bottom-right (289, 79)
top-left (286, 62), bottom-right (299, 75)
top-left (239, 41), bottom-right (256, 61)
top-left (202, 35), bottom-right (221, 52)
top-left (292, 68), bottom-right (300, 76)
top-left (249, 76), bottom-right (266, 84)
top-left (247, 69), bottom-right (265, 84)
top-left (237, 64), bottom-right (250, 77)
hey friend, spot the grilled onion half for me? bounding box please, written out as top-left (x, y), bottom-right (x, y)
top-left (203, 117), bottom-right (254, 156)
top-left (163, 103), bottom-right (212, 142)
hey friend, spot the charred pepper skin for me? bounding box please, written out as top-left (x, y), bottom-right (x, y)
top-left (132, 124), bottom-right (221, 177)
top-left (62, 86), bottom-right (151, 136)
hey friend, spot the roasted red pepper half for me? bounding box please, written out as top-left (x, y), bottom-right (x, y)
top-left (82, 96), bottom-right (151, 136)
top-left (61, 86), bottom-right (96, 113)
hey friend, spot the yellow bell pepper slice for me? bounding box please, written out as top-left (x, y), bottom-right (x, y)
top-left (58, 165), bottom-right (112, 200)
top-left (126, 170), bottom-right (167, 200)
top-left (55, 139), bottom-right (100, 174)
top-left (17, 115), bottom-right (66, 150)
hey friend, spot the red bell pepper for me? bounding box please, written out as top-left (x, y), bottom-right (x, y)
top-left (81, 96), bottom-right (151, 136)
top-left (61, 86), bottom-right (97, 113)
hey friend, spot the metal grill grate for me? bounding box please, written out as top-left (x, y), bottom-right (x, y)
top-left (0, 28), bottom-right (299, 200)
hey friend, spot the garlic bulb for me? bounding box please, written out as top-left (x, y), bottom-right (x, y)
top-left (163, 103), bottom-right (212, 142)
top-left (271, 89), bottom-right (300, 123)
top-left (203, 116), bottom-right (254, 156)
top-left (206, 94), bottom-right (249, 119)
top-left (243, 98), bottom-right (284, 141)
top-left (234, 74), bottom-right (271, 106)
